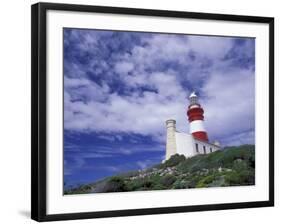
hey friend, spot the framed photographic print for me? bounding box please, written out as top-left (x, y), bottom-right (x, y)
top-left (31, 2), bottom-right (274, 222)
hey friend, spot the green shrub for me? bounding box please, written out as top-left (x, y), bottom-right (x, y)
top-left (160, 175), bottom-right (177, 187)
top-left (173, 179), bottom-right (187, 189)
top-left (196, 174), bottom-right (216, 188)
top-left (143, 179), bottom-right (153, 188)
top-left (95, 176), bottom-right (126, 192)
top-left (224, 171), bottom-right (242, 185)
top-left (162, 154), bottom-right (186, 168)
top-left (233, 159), bottom-right (248, 171)
top-left (152, 184), bottom-right (166, 190)
top-left (126, 179), bottom-right (144, 191)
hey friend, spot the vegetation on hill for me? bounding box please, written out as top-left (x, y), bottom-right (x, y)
top-left (64, 145), bottom-right (255, 195)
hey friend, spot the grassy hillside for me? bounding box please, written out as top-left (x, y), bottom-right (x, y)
top-left (64, 144), bottom-right (255, 194)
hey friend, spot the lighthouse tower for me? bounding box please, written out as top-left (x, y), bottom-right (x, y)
top-left (187, 92), bottom-right (209, 142)
top-left (164, 91), bottom-right (220, 161)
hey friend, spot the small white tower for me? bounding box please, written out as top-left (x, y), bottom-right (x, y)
top-left (165, 119), bottom-right (177, 160)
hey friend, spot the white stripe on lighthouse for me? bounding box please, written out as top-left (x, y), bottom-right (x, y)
top-left (190, 120), bottom-right (206, 133)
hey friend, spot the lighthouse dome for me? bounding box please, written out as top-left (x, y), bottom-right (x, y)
top-left (189, 91), bottom-right (197, 98)
top-left (189, 92), bottom-right (199, 105)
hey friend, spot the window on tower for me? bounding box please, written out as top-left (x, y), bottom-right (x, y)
top-left (210, 147), bottom-right (212, 153)
top-left (195, 143), bottom-right (199, 153)
top-left (203, 146), bottom-right (206, 154)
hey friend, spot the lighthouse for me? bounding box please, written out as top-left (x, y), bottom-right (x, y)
top-left (187, 92), bottom-right (209, 142)
top-left (164, 91), bottom-right (220, 161)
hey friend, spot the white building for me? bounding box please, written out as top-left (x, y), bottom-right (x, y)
top-left (165, 92), bottom-right (220, 160)
top-left (165, 119), bottom-right (220, 160)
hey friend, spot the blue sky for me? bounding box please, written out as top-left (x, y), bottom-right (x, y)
top-left (63, 28), bottom-right (255, 187)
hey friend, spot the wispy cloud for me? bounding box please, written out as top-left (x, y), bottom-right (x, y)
top-left (64, 29), bottom-right (254, 146)
top-left (136, 159), bottom-right (158, 170)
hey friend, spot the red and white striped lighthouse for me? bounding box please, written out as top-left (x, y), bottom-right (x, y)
top-left (187, 92), bottom-right (209, 142)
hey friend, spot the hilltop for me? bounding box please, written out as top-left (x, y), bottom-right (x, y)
top-left (64, 144), bottom-right (255, 194)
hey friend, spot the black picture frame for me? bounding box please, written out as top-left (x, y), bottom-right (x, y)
top-left (31, 2), bottom-right (274, 222)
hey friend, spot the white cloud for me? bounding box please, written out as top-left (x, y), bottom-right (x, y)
top-left (64, 77), bottom-right (91, 87)
top-left (98, 135), bottom-right (116, 142)
top-left (114, 61), bottom-right (134, 75)
top-left (202, 68), bottom-right (255, 142)
top-left (136, 159), bottom-right (157, 170)
top-left (64, 89), bottom-right (188, 142)
top-left (221, 130), bottom-right (255, 146)
top-left (64, 69), bottom-right (191, 142)
top-left (64, 31), bottom-right (255, 146)
top-left (188, 35), bottom-right (233, 59)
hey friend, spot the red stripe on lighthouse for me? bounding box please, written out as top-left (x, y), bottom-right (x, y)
top-left (192, 131), bottom-right (209, 142)
top-left (187, 107), bottom-right (204, 122)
